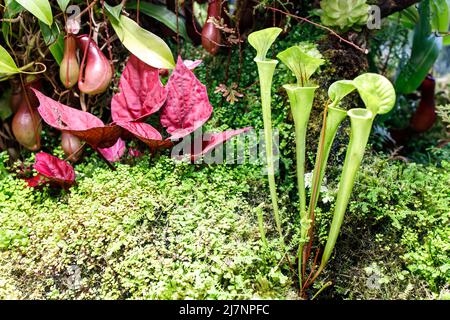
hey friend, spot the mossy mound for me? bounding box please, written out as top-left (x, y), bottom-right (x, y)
top-left (0, 155), bottom-right (294, 299)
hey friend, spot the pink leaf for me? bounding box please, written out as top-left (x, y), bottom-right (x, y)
top-left (160, 56), bottom-right (212, 139)
top-left (128, 148), bottom-right (143, 158)
top-left (191, 127), bottom-right (252, 161)
top-left (111, 55), bottom-right (167, 122)
top-left (31, 152), bottom-right (76, 188)
top-left (183, 59), bottom-right (202, 70)
top-left (24, 175), bottom-right (46, 188)
top-left (98, 138), bottom-right (126, 162)
top-left (118, 122), bottom-right (172, 149)
top-left (33, 89), bottom-right (122, 149)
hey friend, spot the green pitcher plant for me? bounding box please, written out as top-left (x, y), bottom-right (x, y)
top-left (277, 44), bottom-right (324, 284)
top-left (248, 27), bottom-right (283, 239)
top-left (308, 81), bottom-right (356, 232)
top-left (318, 107), bottom-right (375, 270)
top-left (277, 44), bottom-right (324, 218)
top-left (318, 73), bottom-right (396, 273)
top-left (247, 30), bottom-right (396, 295)
top-left (300, 82), bottom-right (353, 287)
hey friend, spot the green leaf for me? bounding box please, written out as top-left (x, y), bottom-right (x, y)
top-left (126, 1), bottom-right (190, 41)
top-left (277, 46), bottom-right (324, 86)
top-left (16, 0), bottom-right (53, 26)
top-left (39, 21), bottom-right (60, 45)
top-left (5, 0), bottom-right (24, 17)
top-left (0, 89), bottom-right (13, 120)
top-left (0, 45), bottom-right (36, 79)
top-left (108, 14), bottom-right (175, 69)
top-left (2, 19), bottom-right (12, 46)
top-left (104, 1), bottom-right (123, 23)
top-left (57, 0), bottom-right (70, 12)
top-left (444, 35), bottom-right (450, 46)
top-left (353, 73), bottom-right (396, 115)
top-left (2, 0), bottom-right (24, 44)
top-left (389, 5), bottom-right (419, 29)
top-left (395, 0), bottom-right (442, 94)
top-left (248, 27), bottom-right (282, 61)
top-left (49, 34), bottom-right (64, 65)
top-left (328, 80), bottom-right (356, 106)
top-left (0, 44), bottom-right (20, 76)
top-left (39, 21), bottom-right (63, 64)
top-left (430, 0), bottom-right (449, 33)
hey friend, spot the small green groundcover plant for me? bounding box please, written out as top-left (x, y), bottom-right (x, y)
top-left (1, 153), bottom-right (448, 299)
top-left (249, 27), bottom-right (396, 297)
top-left (335, 157), bottom-right (450, 299)
top-left (0, 153), bottom-right (295, 299)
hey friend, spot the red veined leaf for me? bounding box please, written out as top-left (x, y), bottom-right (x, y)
top-left (29, 152), bottom-right (76, 188)
top-left (191, 127), bottom-right (252, 161)
top-left (118, 121), bottom-right (172, 149)
top-left (98, 138), bottom-right (126, 163)
top-left (33, 89), bottom-right (122, 148)
top-left (111, 55), bottom-right (167, 122)
top-left (161, 56), bottom-right (213, 139)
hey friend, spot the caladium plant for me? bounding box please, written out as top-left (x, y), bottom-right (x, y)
top-left (117, 121), bottom-right (170, 149)
top-left (32, 54), bottom-right (250, 175)
top-left (25, 152), bottom-right (75, 189)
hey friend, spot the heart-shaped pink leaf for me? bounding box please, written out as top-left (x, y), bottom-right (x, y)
top-left (161, 56), bottom-right (212, 139)
top-left (30, 152), bottom-right (76, 188)
top-left (98, 138), bottom-right (126, 162)
top-left (118, 122), bottom-right (172, 149)
top-left (33, 89), bottom-right (122, 148)
top-left (111, 55), bottom-right (167, 122)
top-left (191, 127), bottom-right (252, 161)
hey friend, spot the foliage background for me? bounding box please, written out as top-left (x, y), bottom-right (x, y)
top-left (0, 1), bottom-right (449, 300)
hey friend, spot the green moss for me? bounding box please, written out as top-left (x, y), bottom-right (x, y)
top-left (0, 150), bottom-right (448, 299)
top-left (316, 155), bottom-right (450, 299)
top-left (0, 155), bottom-right (294, 299)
